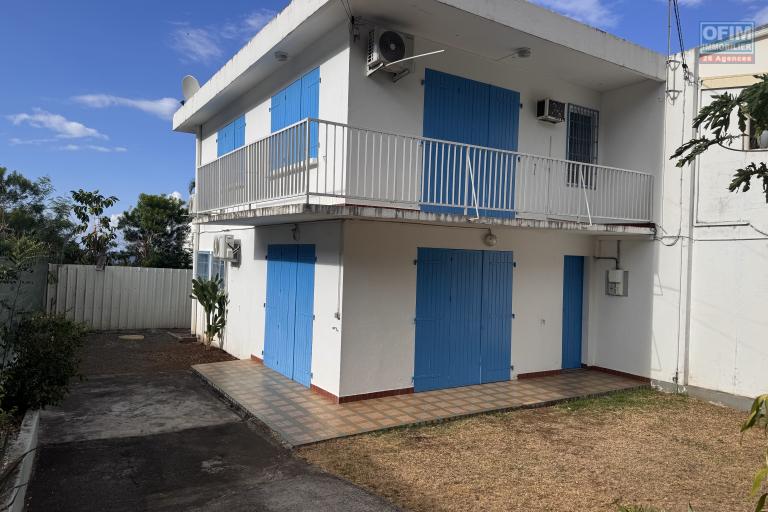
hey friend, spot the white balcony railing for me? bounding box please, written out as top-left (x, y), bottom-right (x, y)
top-left (196, 118), bottom-right (654, 224)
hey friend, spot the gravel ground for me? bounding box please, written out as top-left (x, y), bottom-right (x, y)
top-left (299, 388), bottom-right (764, 512)
top-left (80, 330), bottom-right (235, 376)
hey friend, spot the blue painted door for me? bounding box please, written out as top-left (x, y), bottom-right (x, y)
top-left (422, 69), bottom-right (519, 217)
top-left (480, 251), bottom-right (514, 383)
top-left (562, 255), bottom-right (585, 370)
top-left (415, 248), bottom-right (513, 391)
top-left (264, 244), bottom-right (315, 386)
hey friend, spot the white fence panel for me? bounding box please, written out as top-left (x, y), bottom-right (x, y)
top-left (46, 265), bottom-right (192, 330)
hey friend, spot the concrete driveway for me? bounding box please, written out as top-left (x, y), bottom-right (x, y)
top-left (26, 331), bottom-right (398, 512)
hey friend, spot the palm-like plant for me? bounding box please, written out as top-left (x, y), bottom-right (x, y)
top-left (190, 276), bottom-right (228, 349)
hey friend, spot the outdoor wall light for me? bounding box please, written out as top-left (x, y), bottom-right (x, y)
top-left (483, 229), bottom-right (498, 247)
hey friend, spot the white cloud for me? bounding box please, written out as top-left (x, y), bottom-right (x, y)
top-left (528, 0), bottom-right (619, 28)
top-left (756, 6), bottom-right (768, 25)
top-left (169, 191), bottom-right (183, 200)
top-left (58, 143), bottom-right (127, 153)
top-left (171, 9), bottom-right (276, 64)
top-left (109, 214), bottom-right (122, 228)
top-left (170, 27), bottom-right (223, 64)
top-left (7, 108), bottom-right (107, 139)
top-left (72, 94), bottom-right (179, 120)
top-left (8, 137), bottom-right (56, 146)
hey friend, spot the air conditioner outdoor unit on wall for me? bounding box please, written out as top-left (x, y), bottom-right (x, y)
top-left (213, 235), bottom-right (235, 260)
top-left (366, 27), bottom-right (414, 81)
top-left (537, 98), bottom-right (566, 124)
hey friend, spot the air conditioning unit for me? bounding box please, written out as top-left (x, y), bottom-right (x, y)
top-left (366, 28), bottom-right (414, 81)
top-left (213, 235), bottom-right (235, 260)
top-left (536, 99), bottom-right (566, 124)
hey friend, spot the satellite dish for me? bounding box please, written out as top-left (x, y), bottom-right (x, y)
top-left (182, 75), bottom-right (200, 101)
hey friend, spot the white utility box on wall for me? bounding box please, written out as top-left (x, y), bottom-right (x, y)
top-left (606, 269), bottom-right (629, 297)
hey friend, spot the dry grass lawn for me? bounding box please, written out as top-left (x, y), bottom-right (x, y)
top-left (298, 389), bottom-right (765, 512)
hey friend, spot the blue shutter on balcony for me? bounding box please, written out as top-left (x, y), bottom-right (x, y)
top-left (217, 116), bottom-right (245, 157)
top-left (233, 115), bottom-right (246, 149)
top-left (271, 89), bottom-right (285, 132)
top-left (301, 68), bottom-right (320, 158)
top-left (284, 79), bottom-right (303, 126)
top-left (270, 68), bottom-right (319, 132)
top-left (217, 122), bottom-right (234, 157)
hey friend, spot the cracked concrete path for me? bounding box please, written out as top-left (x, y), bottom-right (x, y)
top-left (26, 331), bottom-right (398, 512)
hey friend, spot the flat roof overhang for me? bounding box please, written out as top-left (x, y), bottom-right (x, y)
top-left (173, 0), bottom-right (666, 133)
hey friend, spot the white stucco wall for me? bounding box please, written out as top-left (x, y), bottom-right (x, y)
top-left (193, 221), bottom-right (344, 396)
top-left (650, 37), bottom-right (768, 400)
top-left (199, 22), bottom-right (351, 166)
top-left (346, 25), bottom-right (663, 173)
top-left (600, 79), bottom-right (666, 177)
top-left (339, 220), bottom-right (607, 397)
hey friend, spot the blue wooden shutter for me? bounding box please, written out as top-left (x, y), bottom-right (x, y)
top-left (217, 123), bottom-right (234, 157)
top-left (270, 90), bottom-right (285, 132)
top-left (414, 248), bottom-right (453, 391)
top-left (480, 250), bottom-right (513, 383)
top-left (301, 68), bottom-right (320, 158)
top-left (448, 249), bottom-right (483, 388)
top-left (283, 79), bottom-right (303, 126)
top-left (233, 115), bottom-right (246, 150)
top-left (292, 245), bottom-right (315, 387)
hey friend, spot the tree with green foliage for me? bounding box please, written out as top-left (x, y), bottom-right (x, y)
top-left (71, 189), bottom-right (118, 265)
top-left (673, 74), bottom-right (768, 201)
top-left (0, 166), bottom-right (80, 262)
top-left (117, 193), bottom-right (191, 268)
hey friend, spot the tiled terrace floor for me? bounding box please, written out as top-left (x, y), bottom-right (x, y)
top-left (194, 360), bottom-right (644, 446)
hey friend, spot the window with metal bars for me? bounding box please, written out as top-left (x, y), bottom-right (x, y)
top-left (566, 104), bottom-right (599, 189)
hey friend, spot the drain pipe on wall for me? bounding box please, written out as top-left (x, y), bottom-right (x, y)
top-left (594, 239), bottom-right (621, 269)
top-left (681, 48), bottom-right (701, 390)
top-left (191, 125), bottom-right (203, 336)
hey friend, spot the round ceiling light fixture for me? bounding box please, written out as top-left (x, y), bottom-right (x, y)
top-left (510, 47), bottom-right (532, 59)
top-left (274, 51), bottom-right (289, 62)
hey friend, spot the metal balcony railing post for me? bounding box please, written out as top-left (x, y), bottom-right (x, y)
top-left (578, 164), bottom-right (593, 226)
top-left (305, 119), bottom-right (311, 204)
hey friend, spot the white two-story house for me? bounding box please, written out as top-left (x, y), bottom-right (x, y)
top-left (174, 0), bottom-right (667, 403)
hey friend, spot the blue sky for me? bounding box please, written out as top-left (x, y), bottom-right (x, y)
top-left (1, 0), bottom-right (766, 217)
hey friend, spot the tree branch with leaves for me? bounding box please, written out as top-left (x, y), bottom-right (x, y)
top-left (672, 74), bottom-right (768, 202)
top-left (71, 189), bottom-right (118, 265)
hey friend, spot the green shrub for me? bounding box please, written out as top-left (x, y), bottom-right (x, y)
top-left (1, 314), bottom-right (87, 411)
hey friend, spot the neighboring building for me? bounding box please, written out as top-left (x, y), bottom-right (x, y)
top-left (655, 25), bottom-right (768, 405)
top-left (174, 0), bottom-right (671, 403)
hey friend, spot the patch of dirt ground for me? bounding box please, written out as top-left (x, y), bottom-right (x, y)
top-left (298, 389), bottom-right (764, 512)
top-left (81, 330), bottom-right (235, 376)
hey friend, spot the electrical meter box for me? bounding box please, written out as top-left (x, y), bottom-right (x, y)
top-left (606, 269), bottom-right (628, 297)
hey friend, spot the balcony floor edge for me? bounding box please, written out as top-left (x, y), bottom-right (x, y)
top-left (192, 203), bottom-right (655, 236)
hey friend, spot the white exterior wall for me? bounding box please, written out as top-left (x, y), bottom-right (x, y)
top-left (347, 27), bottom-right (664, 174)
top-left (193, 221), bottom-right (344, 396)
top-left (199, 22), bottom-right (351, 166)
top-left (586, 239), bottom-right (657, 378)
top-left (650, 32), bottom-right (768, 400)
top-left (339, 220), bottom-right (602, 397)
